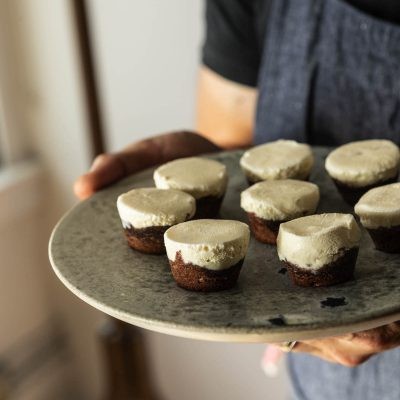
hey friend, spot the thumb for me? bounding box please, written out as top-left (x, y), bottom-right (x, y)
top-left (74, 153), bottom-right (126, 200)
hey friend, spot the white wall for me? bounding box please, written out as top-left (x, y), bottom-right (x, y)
top-left (147, 333), bottom-right (288, 400)
top-left (0, 1), bottom-right (107, 398)
top-left (88, 2), bottom-right (289, 399)
top-left (15, 0), bottom-right (109, 396)
top-left (0, 162), bottom-right (81, 400)
top-left (88, 0), bottom-right (202, 150)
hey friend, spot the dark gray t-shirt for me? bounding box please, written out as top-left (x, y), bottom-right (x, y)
top-left (203, 0), bottom-right (400, 88)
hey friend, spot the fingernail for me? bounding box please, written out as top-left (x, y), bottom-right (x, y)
top-left (73, 176), bottom-right (92, 200)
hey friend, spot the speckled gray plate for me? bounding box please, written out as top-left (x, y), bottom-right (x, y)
top-left (49, 148), bottom-right (400, 343)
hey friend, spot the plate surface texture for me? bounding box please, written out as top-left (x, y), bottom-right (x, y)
top-left (49, 148), bottom-right (400, 342)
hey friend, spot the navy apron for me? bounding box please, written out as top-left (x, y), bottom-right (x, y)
top-left (254, 0), bottom-right (400, 399)
top-left (255, 0), bottom-right (400, 146)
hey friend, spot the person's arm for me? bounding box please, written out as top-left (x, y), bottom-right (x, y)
top-left (293, 322), bottom-right (400, 366)
top-left (196, 66), bottom-right (256, 149)
top-left (74, 67), bottom-right (256, 200)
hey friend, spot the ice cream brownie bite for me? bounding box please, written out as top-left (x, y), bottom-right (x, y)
top-left (277, 213), bottom-right (361, 287)
top-left (355, 183), bottom-right (400, 253)
top-left (164, 219), bottom-right (250, 291)
top-left (117, 188), bottom-right (195, 254)
top-left (239, 140), bottom-right (314, 184)
top-left (154, 157), bottom-right (228, 218)
top-left (241, 180), bottom-right (320, 245)
top-left (325, 139), bottom-right (400, 206)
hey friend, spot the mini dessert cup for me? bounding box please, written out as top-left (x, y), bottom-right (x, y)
top-left (240, 180), bottom-right (320, 245)
top-left (154, 157), bottom-right (228, 218)
top-left (325, 140), bottom-right (400, 206)
top-left (240, 140), bottom-right (314, 184)
top-left (355, 183), bottom-right (400, 253)
top-left (117, 188), bottom-right (195, 254)
top-left (277, 213), bottom-right (361, 287)
top-left (164, 219), bottom-right (250, 291)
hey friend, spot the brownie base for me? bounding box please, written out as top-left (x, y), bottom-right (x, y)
top-left (169, 251), bottom-right (244, 292)
top-left (124, 225), bottom-right (170, 254)
top-left (331, 175), bottom-right (398, 206)
top-left (283, 247), bottom-right (359, 287)
top-left (367, 225), bottom-right (400, 253)
top-left (194, 195), bottom-right (224, 219)
top-left (247, 213), bottom-right (282, 245)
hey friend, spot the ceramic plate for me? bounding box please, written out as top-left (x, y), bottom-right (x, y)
top-left (49, 148), bottom-right (400, 342)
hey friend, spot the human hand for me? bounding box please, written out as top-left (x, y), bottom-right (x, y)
top-left (291, 322), bottom-right (400, 366)
top-left (73, 130), bottom-right (220, 200)
top-left (262, 322), bottom-right (400, 377)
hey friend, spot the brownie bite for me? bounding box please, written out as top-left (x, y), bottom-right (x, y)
top-left (277, 213), bottom-right (361, 287)
top-left (239, 140), bottom-right (314, 184)
top-left (117, 188), bottom-right (195, 254)
top-left (164, 219), bottom-right (250, 291)
top-left (240, 180), bottom-right (320, 245)
top-left (153, 157), bottom-right (228, 218)
top-left (355, 183), bottom-right (400, 253)
top-left (325, 140), bottom-right (400, 206)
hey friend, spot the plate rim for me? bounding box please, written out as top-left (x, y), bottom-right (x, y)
top-left (48, 150), bottom-right (400, 342)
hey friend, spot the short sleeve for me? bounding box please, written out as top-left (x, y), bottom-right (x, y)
top-left (202, 0), bottom-right (263, 87)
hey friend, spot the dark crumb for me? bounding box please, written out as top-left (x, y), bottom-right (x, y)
top-left (278, 267), bottom-right (287, 275)
top-left (320, 297), bottom-right (347, 308)
top-left (268, 315), bottom-right (286, 326)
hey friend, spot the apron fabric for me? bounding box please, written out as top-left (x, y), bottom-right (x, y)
top-left (255, 0), bottom-right (400, 146)
top-left (254, 0), bottom-right (400, 399)
top-left (287, 350), bottom-right (400, 400)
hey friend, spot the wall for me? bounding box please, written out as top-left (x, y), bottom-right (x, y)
top-left (88, 1), bottom-right (289, 399)
top-left (88, 0), bottom-right (202, 151)
top-left (0, 0), bottom-right (107, 398)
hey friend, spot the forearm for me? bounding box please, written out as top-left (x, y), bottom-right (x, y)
top-left (196, 66), bottom-right (257, 149)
